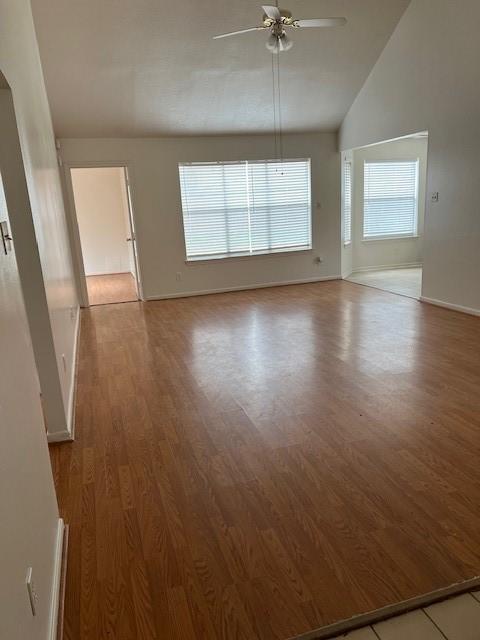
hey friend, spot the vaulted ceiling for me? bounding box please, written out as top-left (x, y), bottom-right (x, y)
top-left (31, 0), bottom-right (410, 137)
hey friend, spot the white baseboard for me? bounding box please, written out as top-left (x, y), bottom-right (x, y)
top-left (351, 262), bottom-right (422, 273)
top-left (47, 428), bottom-right (74, 443)
top-left (420, 296), bottom-right (480, 317)
top-left (67, 307), bottom-right (81, 440)
top-left (146, 275), bottom-right (341, 301)
top-left (47, 307), bottom-right (80, 443)
top-left (48, 518), bottom-right (65, 640)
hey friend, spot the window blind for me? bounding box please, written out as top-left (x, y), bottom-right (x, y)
top-left (178, 159), bottom-right (312, 260)
top-left (343, 161), bottom-right (352, 244)
top-left (363, 160), bottom-right (419, 239)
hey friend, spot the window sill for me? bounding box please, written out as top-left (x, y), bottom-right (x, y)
top-left (362, 235), bottom-right (420, 243)
top-left (343, 241), bottom-right (352, 247)
top-left (185, 246), bottom-right (312, 265)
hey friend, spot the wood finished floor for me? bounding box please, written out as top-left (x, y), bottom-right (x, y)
top-left (49, 280), bottom-right (480, 640)
top-left (86, 272), bottom-right (137, 306)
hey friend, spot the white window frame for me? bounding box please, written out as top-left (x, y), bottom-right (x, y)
top-left (178, 158), bottom-right (313, 262)
top-left (342, 159), bottom-right (352, 246)
top-left (362, 159), bottom-right (420, 241)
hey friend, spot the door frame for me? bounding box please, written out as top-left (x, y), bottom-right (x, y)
top-left (62, 160), bottom-right (144, 307)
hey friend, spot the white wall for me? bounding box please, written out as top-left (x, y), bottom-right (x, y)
top-left (71, 167), bottom-right (132, 276)
top-left (59, 134), bottom-right (341, 298)
top-left (0, 170), bottom-right (61, 640)
top-left (1, 0), bottom-right (78, 439)
top-left (340, 0), bottom-right (480, 313)
top-left (351, 137), bottom-right (428, 272)
top-left (0, 1), bottom-right (67, 636)
top-left (0, 167), bottom-right (61, 640)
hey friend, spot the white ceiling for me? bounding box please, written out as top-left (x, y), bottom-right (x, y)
top-left (31, 0), bottom-right (410, 137)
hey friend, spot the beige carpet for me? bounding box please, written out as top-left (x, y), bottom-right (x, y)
top-left (347, 267), bottom-right (422, 299)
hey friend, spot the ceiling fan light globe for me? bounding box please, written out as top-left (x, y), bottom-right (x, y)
top-left (280, 34), bottom-right (293, 51)
top-left (266, 33), bottom-right (280, 53)
top-left (266, 33), bottom-right (293, 53)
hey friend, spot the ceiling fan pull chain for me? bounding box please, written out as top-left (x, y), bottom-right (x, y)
top-left (213, 4), bottom-right (346, 161)
top-left (271, 53), bottom-right (278, 160)
top-left (276, 51), bottom-right (283, 164)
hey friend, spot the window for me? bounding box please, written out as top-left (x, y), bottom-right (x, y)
top-left (178, 159), bottom-right (312, 260)
top-left (343, 160), bottom-right (352, 244)
top-left (363, 160), bottom-right (419, 239)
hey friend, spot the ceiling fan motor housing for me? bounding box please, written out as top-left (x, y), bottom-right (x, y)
top-left (263, 9), bottom-right (293, 27)
top-left (263, 8), bottom-right (294, 52)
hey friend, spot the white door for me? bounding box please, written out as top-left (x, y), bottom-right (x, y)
top-left (123, 167), bottom-right (142, 299)
top-left (0, 173), bottom-right (60, 637)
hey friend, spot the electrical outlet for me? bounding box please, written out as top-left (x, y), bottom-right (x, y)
top-left (176, 272), bottom-right (182, 282)
top-left (431, 191), bottom-right (439, 203)
top-left (26, 568), bottom-right (38, 616)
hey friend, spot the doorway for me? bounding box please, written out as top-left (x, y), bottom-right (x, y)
top-left (68, 166), bottom-right (141, 306)
top-left (342, 132), bottom-right (428, 300)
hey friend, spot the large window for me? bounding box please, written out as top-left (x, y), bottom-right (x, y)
top-left (178, 159), bottom-right (312, 260)
top-left (343, 160), bottom-right (352, 245)
top-left (363, 160), bottom-right (419, 239)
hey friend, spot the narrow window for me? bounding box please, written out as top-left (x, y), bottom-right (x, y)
top-left (343, 160), bottom-right (352, 245)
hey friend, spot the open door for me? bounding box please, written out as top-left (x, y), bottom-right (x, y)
top-left (123, 167), bottom-right (143, 301)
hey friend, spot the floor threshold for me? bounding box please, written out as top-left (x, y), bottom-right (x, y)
top-left (289, 576), bottom-right (480, 640)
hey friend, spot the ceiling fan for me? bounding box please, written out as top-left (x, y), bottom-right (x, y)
top-left (213, 5), bottom-right (346, 53)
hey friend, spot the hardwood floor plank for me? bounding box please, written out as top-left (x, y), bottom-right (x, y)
top-left (167, 585), bottom-right (198, 640)
top-left (129, 557), bottom-right (158, 640)
top-left (49, 281), bottom-right (480, 639)
top-left (98, 568), bottom-right (137, 640)
top-left (79, 519), bottom-right (98, 640)
top-left (63, 524), bottom-right (81, 640)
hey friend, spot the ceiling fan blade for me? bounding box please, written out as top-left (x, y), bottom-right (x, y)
top-left (295, 17), bottom-right (347, 28)
top-left (213, 27), bottom-right (264, 39)
top-left (262, 5), bottom-right (281, 20)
